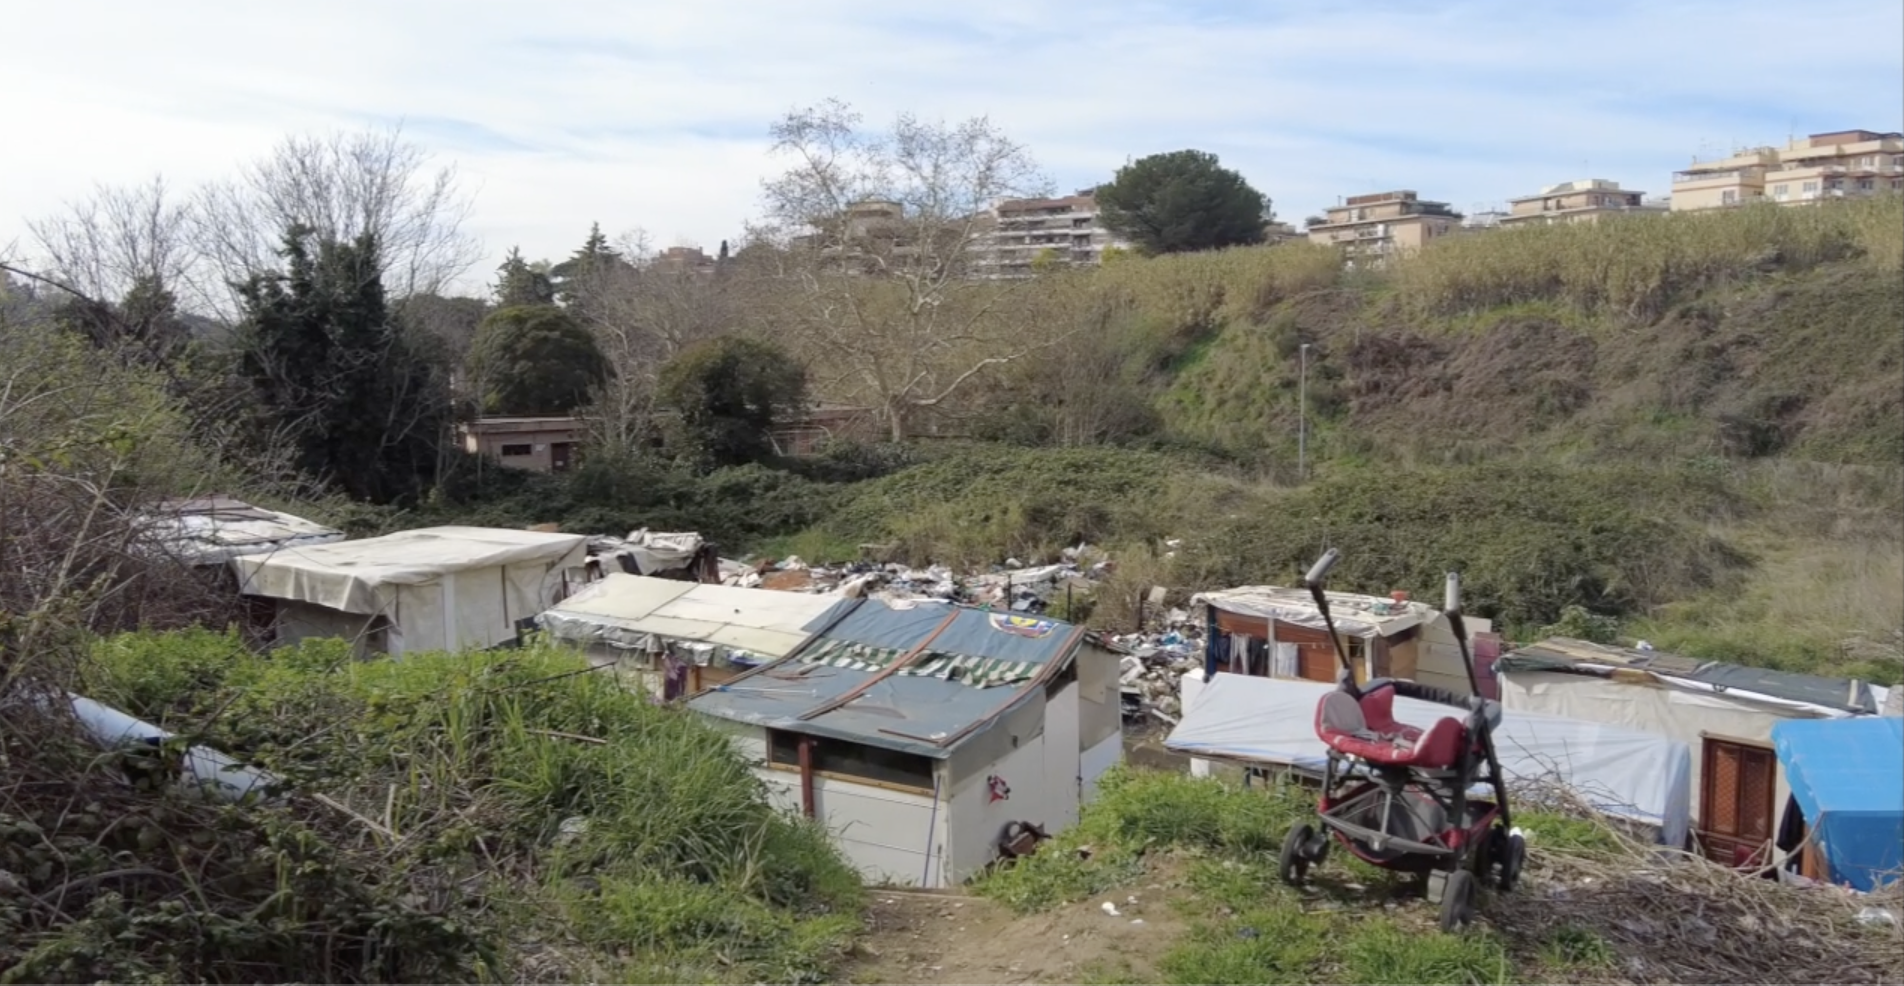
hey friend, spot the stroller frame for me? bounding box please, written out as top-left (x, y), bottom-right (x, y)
top-left (1277, 550), bottom-right (1524, 931)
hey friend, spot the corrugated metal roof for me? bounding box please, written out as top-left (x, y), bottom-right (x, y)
top-left (1499, 637), bottom-right (1878, 714)
top-left (687, 602), bottom-right (1084, 758)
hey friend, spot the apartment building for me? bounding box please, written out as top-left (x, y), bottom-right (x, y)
top-left (1500, 179), bottom-right (1666, 227)
top-left (1671, 129), bottom-right (1904, 212)
top-left (1305, 190), bottom-right (1462, 263)
top-left (971, 192), bottom-right (1127, 278)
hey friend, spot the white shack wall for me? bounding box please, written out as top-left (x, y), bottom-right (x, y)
top-left (944, 710), bottom-right (1051, 886)
top-left (1082, 731), bottom-right (1122, 803)
top-left (1041, 681), bottom-right (1083, 832)
top-left (1498, 671), bottom-right (1801, 823)
top-left (717, 721), bottom-right (949, 888)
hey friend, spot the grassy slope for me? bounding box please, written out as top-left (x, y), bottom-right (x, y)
top-left (56, 630), bottom-right (865, 984)
top-left (971, 767), bottom-right (1623, 985)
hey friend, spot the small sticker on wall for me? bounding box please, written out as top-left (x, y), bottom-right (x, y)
top-left (987, 774), bottom-right (1011, 803)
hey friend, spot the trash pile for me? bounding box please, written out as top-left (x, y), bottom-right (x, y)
top-left (720, 546), bottom-right (1114, 613)
top-left (1105, 612), bottom-right (1204, 725)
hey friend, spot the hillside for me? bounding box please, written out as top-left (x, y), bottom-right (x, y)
top-left (396, 200), bottom-right (1904, 684)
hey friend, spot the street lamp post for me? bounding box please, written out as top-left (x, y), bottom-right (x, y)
top-left (1298, 342), bottom-right (1310, 481)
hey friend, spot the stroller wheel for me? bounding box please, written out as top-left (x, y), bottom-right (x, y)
top-left (1438, 869), bottom-right (1476, 933)
top-left (1498, 831), bottom-right (1526, 893)
top-left (1279, 824), bottom-right (1317, 886)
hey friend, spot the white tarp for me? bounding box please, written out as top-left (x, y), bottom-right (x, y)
top-left (594, 529), bottom-right (707, 576)
top-left (233, 527), bottom-right (587, 655)
top-left (137, 495), bottom-right (344, 566)
top-left (1191, 585), bottom-right (1434, 638)
top-left (537, 572), bottom-right (846, 664)
top-left (1164, 672), bottom-right (1693, 847)
top-left (234, 526), bottom-right (586, 614)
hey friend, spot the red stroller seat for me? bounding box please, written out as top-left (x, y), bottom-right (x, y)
top-left (1315, 679), bottom-right (1468, 770)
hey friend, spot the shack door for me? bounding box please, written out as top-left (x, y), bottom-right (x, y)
top-left (550, 442), bottom-right (574, 473)
top-left (1699, 736), bottom-right (1776, 867)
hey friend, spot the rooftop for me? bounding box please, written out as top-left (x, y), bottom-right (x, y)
top-left (1192, 585), bottom-right (1437, 639)
top-left (687, 601), bottom-right (1089, 758)
top-left (1498, 637), bottom-right (1880, 714)
top-left (137, 495), bottom-right (344, 566)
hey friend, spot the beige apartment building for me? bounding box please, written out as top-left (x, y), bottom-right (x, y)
top-left (1306, 190), bottom-right (1462, 263)
top-left (971, 192), bottom-right (1129, 278)
top-left (459, 416), bottom-right (585, 474)
top-left (1671, 129), bottom-right (1904, 212)
top-left (1500, 179), bottom-right (1665, 227)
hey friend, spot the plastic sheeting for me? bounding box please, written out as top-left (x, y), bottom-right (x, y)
top-left (593, 529), bottom-right (707, 576)
top-left (233, 526), bottom-right (586, 615)
top-left (1164, 672), bottom-right (1693, 847)
top-left (137, 495), bottom-right (343, 566)
top-left (1772, 717), bottom-right (1903, 892)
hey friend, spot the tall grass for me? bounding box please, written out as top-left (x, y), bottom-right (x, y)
top-left (1390, 197), bottom-right (1903, 319)
top-left (80, 630), bottom-right (865, 984)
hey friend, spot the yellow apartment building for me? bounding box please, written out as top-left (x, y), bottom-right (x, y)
top-left (1671, 129), bottom-right (1904, 212)
top-left (1306, 190), bottom-right (1462, 264)
top-left (1500, 179), bottom-right (1666, 226)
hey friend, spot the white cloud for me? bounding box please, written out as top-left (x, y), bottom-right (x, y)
top-left (2, 0), bottom-right (1898, 294)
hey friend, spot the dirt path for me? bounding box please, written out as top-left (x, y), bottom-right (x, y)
top-left (842, 876), bottom-right (1190, 985)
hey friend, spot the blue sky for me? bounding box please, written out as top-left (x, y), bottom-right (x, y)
top-left (3, 0), bottom-right (1899, 294)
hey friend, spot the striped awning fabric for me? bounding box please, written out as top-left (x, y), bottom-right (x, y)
top-left (797, 638), bottom-right (1040, 689)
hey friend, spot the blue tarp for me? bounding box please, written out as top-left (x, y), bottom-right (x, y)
top-left (1771, 717), bottom-right (1904, 892)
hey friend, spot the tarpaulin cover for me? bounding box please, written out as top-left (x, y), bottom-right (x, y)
top-left (1771, 717), bottom-right (1903, 892)
top-left (138, 495), bottom-right (344, 565)
top-left (233, 526), bottom-right (587, 615)
top-left (1164, 672), bottom-right (1693, 846)
top-left (1190, 586), bottom-right (1433, 638)
top-left (687, 601), bottom-right (1084, 758)
top-left (537, 573), bottom-right (852, 664)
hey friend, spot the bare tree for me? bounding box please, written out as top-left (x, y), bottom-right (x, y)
top-left (754, 99), bottom-right (1062, 440)
top-left (193, 125), bottom-right (481, 315)
top-left (26, 177), bottom-right (197, 306)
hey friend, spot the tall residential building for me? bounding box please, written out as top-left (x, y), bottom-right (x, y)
top-left (1671, 129), bottom-right (1904, 212)
top-left (1500, 179), bottom-right (1666, 227)
top-left (1305, 190), bottom-right (1463, 263)
top-left (971, 192), bottom-right (1127, 278)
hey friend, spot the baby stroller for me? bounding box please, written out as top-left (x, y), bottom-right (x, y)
top-left (1276, 549), bottom-right (1525, 932)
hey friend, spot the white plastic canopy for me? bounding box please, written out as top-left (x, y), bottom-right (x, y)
top-left (1165, 672), bottom-right (1692, 847)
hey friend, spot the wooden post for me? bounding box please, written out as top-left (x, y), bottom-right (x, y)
top-left (798, 736), bottom-right (817, 818)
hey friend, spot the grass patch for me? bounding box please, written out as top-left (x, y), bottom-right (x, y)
top-left (61, 629), bottom-right (865, 984)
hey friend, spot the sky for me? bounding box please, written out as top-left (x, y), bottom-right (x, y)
top-left (3, 0), bottom-right (1900, 295)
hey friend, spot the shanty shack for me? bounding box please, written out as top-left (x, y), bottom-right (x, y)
top-left (687, 602), bottom-right (1123, 888)
top-left (231, 526), bottom-right (587, 657)
top-left (1193, 585), bottom-right (1498, 696)
top-left (1496, 637), bottom-right (1882, 866)
top-left (535, 573), bottom-right (853, 697)
top-left (1166, 672), bottom-right (1694, 846)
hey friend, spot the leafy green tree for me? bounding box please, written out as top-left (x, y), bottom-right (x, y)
top-left (1095, 150), bottom-right (1269, 255)
top-left (494, 247), bottom-right (556, 307)
top-left (467, 305), bottom-right (610, 416)
top-left (237, 226), bottom-right (447, 504)
top-left (657, 336), bottom-right (808, 467)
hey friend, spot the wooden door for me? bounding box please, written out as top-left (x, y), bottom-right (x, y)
top-left (550, 442), bottom-right (573, 473)
top-left (1699, 737), bottom-right (1777, 867)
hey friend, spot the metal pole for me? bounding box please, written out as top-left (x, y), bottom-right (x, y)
top-left (1298, 342), bottom-right (1310, 481)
